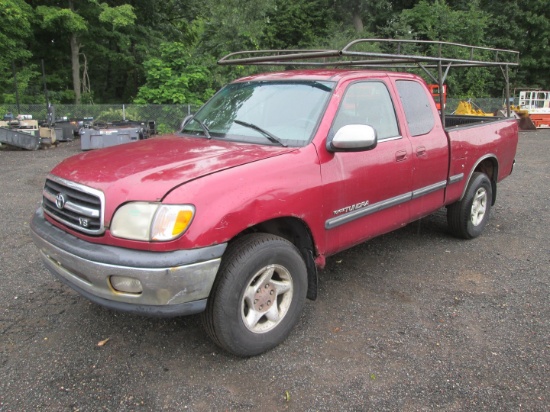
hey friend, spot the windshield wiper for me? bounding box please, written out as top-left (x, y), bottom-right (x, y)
top-left (181, 115), bottom-right (211, 139)
top-left (234, 120), bottom-right (287, 147)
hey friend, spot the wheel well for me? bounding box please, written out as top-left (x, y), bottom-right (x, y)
top-left (474, 157), bottom-right (498, 205)
top-left (232, 217), bottom-right (318, 300)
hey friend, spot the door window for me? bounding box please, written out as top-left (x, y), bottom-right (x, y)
top-left (332, 81), bottom-right (400, 140)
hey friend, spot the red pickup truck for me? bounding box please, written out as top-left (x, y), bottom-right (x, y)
top-left (31, 69), bottom-right (518, 356)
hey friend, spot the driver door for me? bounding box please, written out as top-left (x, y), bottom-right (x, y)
top-left (320, 79), bottom-right (413, 255)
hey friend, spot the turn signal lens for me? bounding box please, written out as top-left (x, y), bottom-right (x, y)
top-left (151, 205), bottom-right (195, 241)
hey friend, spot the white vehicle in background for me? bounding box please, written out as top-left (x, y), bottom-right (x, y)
top-left (515, 90), bottom-right (550, 129)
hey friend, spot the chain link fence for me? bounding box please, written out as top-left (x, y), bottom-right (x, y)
top-left (445, 98), bottom-right (506, 115)
top-left (0, 104), bottom-right (201, 134)
top-left (1, 98), bottom-right (508, 135)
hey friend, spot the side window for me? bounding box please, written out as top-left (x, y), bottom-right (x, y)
top-left (395, 80), bottom-right (435, 136)
top-left (332, 81), bottom-right (399, 140)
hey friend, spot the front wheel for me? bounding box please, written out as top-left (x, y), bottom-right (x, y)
top-left (447, 172), bottom-right (493, 239)
top-left (202, 233), bottom-right (307, 356)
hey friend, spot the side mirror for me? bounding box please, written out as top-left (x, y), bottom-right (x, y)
top-left (327, 124), bottom-right (378, 152)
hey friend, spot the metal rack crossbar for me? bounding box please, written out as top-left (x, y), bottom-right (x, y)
top-left (218, 39), bottom-right (520, 121)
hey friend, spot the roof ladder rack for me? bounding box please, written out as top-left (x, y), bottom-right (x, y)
top-left (219, 39), bottom-right (520, 123)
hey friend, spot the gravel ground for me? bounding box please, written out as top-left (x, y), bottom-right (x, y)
top-left (0, 130), bottom-right (548, 411)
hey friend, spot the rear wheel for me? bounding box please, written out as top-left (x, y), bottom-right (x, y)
top-left (447, 172), bottom-right (493, 239)
top-left (202, 233), bottom-right (307, 357)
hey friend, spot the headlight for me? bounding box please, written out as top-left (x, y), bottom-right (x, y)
top-left (111, 202), bottom-right (195, 241)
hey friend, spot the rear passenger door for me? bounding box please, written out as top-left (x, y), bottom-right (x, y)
top-left (394, 80), bottom-right (450, 219)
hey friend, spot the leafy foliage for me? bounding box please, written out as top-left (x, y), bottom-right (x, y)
top-left (35, 5), bottom-right (88, 33)
top-left (261, 0), bottom-right (336, 49)
top-left (0, 0), bottom-right (548, 105)
top-left (482, 0), bottom-right (550, 89)
top-left (134, 42), bottom-right (215, 105)
top-left (98, 4), bottom-right (136, 28)
top-left (0, 0), bottom-right (35, 104)
top-left (384, 0), bottom-right (494, 96)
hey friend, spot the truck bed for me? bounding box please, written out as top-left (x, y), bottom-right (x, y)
top-left (444, 114), bottom-right (504, 129)
top-left (444, 117), bottom-right (518, 205)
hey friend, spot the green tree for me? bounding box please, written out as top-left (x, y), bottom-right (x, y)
top-left (332, 0), bottom-right (394, 34)
top-left (0, 0), bottom-right (35, 103)
top-left (261, 0), bottom-right (335, 49)
top-left (35, 0), bottom-right (136, 103)
top-left (201, 0), bottom-right (276, 55)
top-left (5, 0), bottom-right (546, 105)
top-left (482, 0), bottom-right (550, 90)
top-left (386, 0), bottom-right (493, 96)
top-left (394, 0), bottom-right (488, 45)
top-left (134, 42), bottom-right (215, 105)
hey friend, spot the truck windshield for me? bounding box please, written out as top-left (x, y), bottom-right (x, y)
top-left (180, 80), bottom-right (335, 147)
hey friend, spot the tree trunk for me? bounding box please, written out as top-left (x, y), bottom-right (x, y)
top-left (352, 12), bottom-right (364, 32)
top-left (68, 0), bottom-right (81, 104)
top-left (70, 33), bottom-right (81, 104)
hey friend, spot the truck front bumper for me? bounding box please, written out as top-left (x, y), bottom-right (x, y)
top-left (30, 208), bottom-right (226, 317)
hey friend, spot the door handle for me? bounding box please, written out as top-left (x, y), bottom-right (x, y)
top-left (395, 150), bottom-right (408, 162)
top-left (416, 146), bottom-right (427, 157)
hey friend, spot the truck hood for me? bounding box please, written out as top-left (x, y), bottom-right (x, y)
top-left (51, 135), bottom-right (294, 201)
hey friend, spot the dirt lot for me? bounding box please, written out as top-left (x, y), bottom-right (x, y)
top-left (0, 130), bottom-right (548, 411)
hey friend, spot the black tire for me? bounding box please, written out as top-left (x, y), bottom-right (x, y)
top-left (202, 233), bottom-right (307, 357)
top-left (447, 172), bottom-right (493, 239)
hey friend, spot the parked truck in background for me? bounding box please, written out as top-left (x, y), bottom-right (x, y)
top-left (30, 41), bottom-right (519, 356)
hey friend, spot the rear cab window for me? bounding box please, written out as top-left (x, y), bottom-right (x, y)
top-left (395, 80), bottom-right (435, 136)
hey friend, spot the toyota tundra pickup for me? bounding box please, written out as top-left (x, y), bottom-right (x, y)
top-left (30, 68), bottom-right (518, 356)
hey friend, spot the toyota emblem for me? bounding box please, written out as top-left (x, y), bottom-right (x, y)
top-left (55, 193), bottom-right (66, 209)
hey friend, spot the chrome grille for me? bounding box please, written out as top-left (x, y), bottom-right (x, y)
top-left (42, 175), bottom-right (105, 235)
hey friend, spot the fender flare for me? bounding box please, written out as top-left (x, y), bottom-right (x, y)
top-left (460, 154), bottom-right (499, 205)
